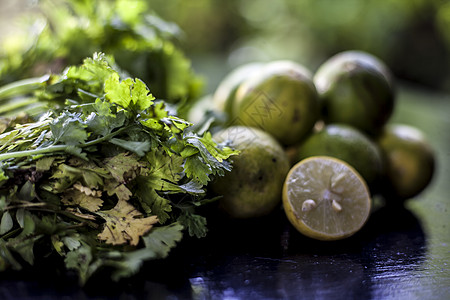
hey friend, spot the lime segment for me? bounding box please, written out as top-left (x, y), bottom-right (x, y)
top-left (283, 156), bottom-right (371, 240)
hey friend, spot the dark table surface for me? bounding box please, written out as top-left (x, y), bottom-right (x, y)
top-left (0, 84), bottom-right (449, 300)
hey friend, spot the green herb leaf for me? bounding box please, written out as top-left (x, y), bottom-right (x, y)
top-left (184, 156), bottom-right (212, 186)
top-left (135, 178), bottom-right (172, 223)
top-left (50, 112), bottom-right (88, 145)
top-left (177, 211), bottom-right (207, 238)
top-left (142, 222), bottom-right (184, 258)
top-left (109, 138), bottom-right (151, 157)
top-left (0, 211), bottom-right (13, 235)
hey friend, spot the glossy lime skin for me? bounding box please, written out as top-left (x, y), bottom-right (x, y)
top-left (212, 62), bottom-right (263, 119)
top-left (232, 60), bottom-right (320, 146)
top-left (297, 124), bottom-right (384, 190)
top-left (376, 124), bottom-right (435, 201)
top-left (211, 126), bottom-right (290, 218)
top-left (314, 51), bottom-right (395, 134)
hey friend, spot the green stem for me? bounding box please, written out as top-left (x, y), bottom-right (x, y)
top-left (0, 75), bottom-right (50, 101)
top-left (1, 228), bottom-right (21, 240)
top-left (0, 98), bottom-right (39, 115)
top-left (0, 145), bottom-right (68, 161)
top-left (0, 125), bottom-right (131, 161)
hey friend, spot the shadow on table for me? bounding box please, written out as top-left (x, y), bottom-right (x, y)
top-left (0, 202), bottom-right (427, 300)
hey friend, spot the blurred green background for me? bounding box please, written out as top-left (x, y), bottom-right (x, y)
top-left (149, 0), bottom-right (450, 94)
top-left (1, 0), bottom-right (450, 94)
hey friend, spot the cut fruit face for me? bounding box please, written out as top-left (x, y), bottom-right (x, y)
top-left (282, 156), bottom-right (371, 240)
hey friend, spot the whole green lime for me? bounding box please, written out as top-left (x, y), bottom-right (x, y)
top-left (376, 124), bottom-right (435, 202)
top-left (211, 126), bottom-right (290, 218)
top-left (232, 60), bottom-right (320, 146)
top-left (296, 124), bottom-right (384, 190)
top-left (212, 62), bottom-right (263, 120)
top-left (314, 50), bottom-right (395, 134)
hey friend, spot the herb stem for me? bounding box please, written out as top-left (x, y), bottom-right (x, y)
top-left (0, 125), bottom-right (131, 161)
top-left (4, 202), bottom-right (48, 210)
top-left (0, 145), bottom-right (68, 161)
top-left (1, 228), bottom-right (21, 240)
top-left (0, 75), bottom-right (50, 101)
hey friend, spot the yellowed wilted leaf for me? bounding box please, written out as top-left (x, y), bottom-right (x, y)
top-left (62, 187), bottom-right (104, 212)
top-left (112, 184), bottom-right (132, 201)
top-left (73, 182), bottom-right (102, 197)
top-left (104, 179), bottom-right (132, 201)
top-left (65, 207), bottom-right (97, 221)
top-left (97, 200), bottom-right (158, 246)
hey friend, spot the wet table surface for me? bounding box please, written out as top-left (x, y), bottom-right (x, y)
top-left (0, 85), bottom-right (449, 300)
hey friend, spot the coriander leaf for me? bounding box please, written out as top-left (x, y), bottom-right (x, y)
top-left (179, 145), bottom-right (199, 158)
top-left (104, 180), bottom-right (133, 202)
top-left (103, 152), bottom-right (142, 183)
top-left (142, 222), bottom-right (184, 258)
top-left (143, 175), bottom-right (183, 193)
top-left (178, 180), bottom-right (205, 195)
top-left (62, 235), bottom-right (81, 251)
top-left (105, 74), bottom-right (154, 113)
top-left (105, 74), bottom-right (133, 109)
top-left (183, 156), bottom-right (211, 186)
top-left (6, 211), bottom-right (39, 266)
top-left (35, 156), bottom-right (56, 172)
top-left (18, 181), bottom-right (36, 202)
top-left (177, 211), bottom-right (207, 238)
top-left (62, 187), bottom-right (103, 212)
top-left (72, 182), bottom-right (102, 197)
top-left (162, 116), bottom-right (191, 134)
top-left (139, 101), bottom-right (169, 131)
top-left (64, 52), bottom-right (116, 97)
top-left (15, 208), bottom-right (25, 228)
top-left (0, 239), bottom-right (22, 271)
top-left (0, 169), bottom-right (8, 184)
top-left (109, 138), bottom-right (151, 157)
top-left (104, 248), bottom-right (155, 282)
top-left (139, 118), bottom-right (164, 131)
top-left (187, 132), bottom-right (237, 164)
top-left (94, 223), bottom-right (184, 282)
top-left (147, 101), bottom-right (168, 119)
top-left (11, 236), bottom-right (41, 266)
top-left (50, 162), bottom-right (109, 191)
top-left (145, 149), bottom-right (184, 183)
top-left (14, 209), bottom-right (35, 237)
top-left (64, 243), bottom-right (95, 286)
top-left (85, 100), bottom-right (126, 136)
top-left (116, 0), bottom-right (147, 25)
top-left (50, 112), bottom-right (88, 145)
top-left (0, 211), bottom-right (13, 235)
top-left (64, 146), bottom-right (87, 161)
top-left (97, 200), bottom-right (158, 246)
top-left (134, 177), bottom-right (172, 223)
top-left (51, 235), bottom-right (65, 256)
top-left (131, 78), bottom-right (154, 111)
top-left (183, 132), bottom-right (238, 182)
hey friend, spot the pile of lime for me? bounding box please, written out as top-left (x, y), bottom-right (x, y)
top-left (204, 50), bottom-right (435, 241)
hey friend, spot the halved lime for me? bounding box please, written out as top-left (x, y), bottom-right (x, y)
top-left (282, 156), bottom-right (371, 240)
